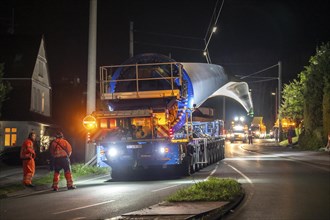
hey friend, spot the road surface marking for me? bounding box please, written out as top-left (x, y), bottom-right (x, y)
top-left (224, 162), bottom-right (255, 212)
top-left (224, 162), bottom-right (253, 186)
top-left (53, 200), bottom-right (115, 215)
top-left (76, 174), bottom-right (109, 184)
top-left (152, 184), bottom-right (180, 192)
top-left (205, 163), bottom-right (219, 181)
top-left (240, 145), bottom-right (330, 172)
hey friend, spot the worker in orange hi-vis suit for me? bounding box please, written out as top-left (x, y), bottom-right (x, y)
top-left (20, 131), bottom-right (36, 187)
top-left (49, 131), bottom-right (76, 191)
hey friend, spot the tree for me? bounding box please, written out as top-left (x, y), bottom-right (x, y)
top-left (280, 78), bottom-right (304, 126)
top-left (0, 63), bottom-right (12, 117)
top-left (299, 42), bottom-right (330, 149)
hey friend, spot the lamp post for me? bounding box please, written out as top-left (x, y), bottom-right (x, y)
top-left (271, 90), bottom-right (277, 123)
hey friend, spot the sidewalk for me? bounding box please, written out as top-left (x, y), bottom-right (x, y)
top-left (0, 161), bottom-right (50, 187)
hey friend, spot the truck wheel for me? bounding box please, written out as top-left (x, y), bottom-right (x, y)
top-left (181, 156), bottom-right (192, 176)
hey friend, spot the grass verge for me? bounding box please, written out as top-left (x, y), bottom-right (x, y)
top-left (279, 136), bottom-right (299, 147)
top-left (0, 163), bottom-right (109, 197)
top-left (166, 177), bottom-right (243, 202)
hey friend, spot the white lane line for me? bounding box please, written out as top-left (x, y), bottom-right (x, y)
top-left (206, 163), bottom-right (219, 180)
top-left (240, 145), bottom-right (330, 172)
top-left (282, 157), bottom-right (330, 172)
top-left (151, 184), bottom-right (180, 192)
top-left (224, 162), bottom-right (253, 186)
top-left (224, 162), bottom-right (255, 211)
top-left (75, 174), bottom-right (109, 184)
top-left (53, 200), bottom-right (115, 215)
top-left (209, 164), bottom-right (218, 177)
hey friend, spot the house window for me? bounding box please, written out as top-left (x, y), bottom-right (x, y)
top-left (37, 89), bottom-right (41, 112)
top-left (32, 87), bottom-right (36, 111)
top-left (4, 128), bottom-right (17, 147)
top-left (38, 60), bottom-right (44, 77)
top-left (41, 92), bottom-right (45, 113)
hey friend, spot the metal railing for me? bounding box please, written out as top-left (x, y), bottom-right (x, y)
top-left (99, 62), bottom-right (183, 100)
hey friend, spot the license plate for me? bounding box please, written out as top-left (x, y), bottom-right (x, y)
top-left (127, 144), bottom-right (142, 149)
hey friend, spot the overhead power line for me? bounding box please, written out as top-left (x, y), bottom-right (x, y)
top-left (240, 64), bottom-right (279, 79)
top-left (134, 29), bottom-right (203, 41)
top-left (134, 41), bottom-right (203, 52)
top-left (203, 0), bottom-right (225, 63)
top-left (247, 78), bottom-right (279, 84)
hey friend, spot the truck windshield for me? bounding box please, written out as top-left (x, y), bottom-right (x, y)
top-left (99, 117), bottom-right (154, 140)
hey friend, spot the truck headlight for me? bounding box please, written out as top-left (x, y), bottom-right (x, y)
top-left (159, 146), bottom-right (169, 154)
top-left (108, 147), bottom-right (118, 157)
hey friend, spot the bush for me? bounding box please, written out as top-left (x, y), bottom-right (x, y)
top-left (298, 127), bottom-right (324, 150)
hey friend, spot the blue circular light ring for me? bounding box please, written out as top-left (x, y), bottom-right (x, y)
top-left (172, 68), bottom-right (194, 132)
top-left (109, 53), bottom-right (176, 93)
top-left (107, 54), bottom-right (194, 132)
top-left (109, 67), bottom-right (122, 93)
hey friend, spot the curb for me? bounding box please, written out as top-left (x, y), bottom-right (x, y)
top-left (197, 190), bottom-right (245, 220)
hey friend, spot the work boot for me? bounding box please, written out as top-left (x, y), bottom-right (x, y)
top-left (67, 185), bottom-right (76, 190)
top-left (52, 186), bottom-right (59, 191)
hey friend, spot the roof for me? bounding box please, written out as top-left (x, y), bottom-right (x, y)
top-left (0, 34), bottom-right (43, 78)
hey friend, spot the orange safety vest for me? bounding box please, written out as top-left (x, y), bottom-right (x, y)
top-left (20, 139), bottom-right (36, 159)
top-left (50, 138), bottom-right (72, 158)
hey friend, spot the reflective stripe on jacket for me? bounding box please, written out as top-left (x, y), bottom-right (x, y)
top-left (20, 139), bottom-right (36, 159)
top-left (50, 138), bottom-right (72, 158)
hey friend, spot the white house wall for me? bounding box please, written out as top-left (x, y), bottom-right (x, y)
top-left (0, 121), bottom-right (45, 151)
top-left (31, 38), bottom-right (51, 117)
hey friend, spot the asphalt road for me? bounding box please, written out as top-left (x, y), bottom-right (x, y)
top-left (222, 139), bottom-right (330, 220)
top-left (0, 165), bottom-right (214, 219)
top-left (1, 139), bottom-right (329, 220)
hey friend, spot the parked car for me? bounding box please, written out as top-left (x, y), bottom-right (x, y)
top-left (229, 130), bottom-right (248, 143)
top-left (0, 146), bottom-right (21, 165)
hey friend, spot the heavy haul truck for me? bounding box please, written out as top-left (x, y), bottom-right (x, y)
top-left (83, 53), bottom-right (253, 178)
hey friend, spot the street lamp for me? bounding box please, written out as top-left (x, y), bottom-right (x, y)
top-left (271, 90), bottom-right (277, 123)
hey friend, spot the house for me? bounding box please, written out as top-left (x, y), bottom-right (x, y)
top-left (0, 34), bottom-right (58, 153)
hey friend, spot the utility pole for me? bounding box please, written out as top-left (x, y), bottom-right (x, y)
top-left (278, 61), bottom-right (282, 141)
top-left (129, 21), bottom-right (134, 58)
top-left (86, 0), bottom-right (97, 163)
top-left (223, 97), bottom-right (226, 122)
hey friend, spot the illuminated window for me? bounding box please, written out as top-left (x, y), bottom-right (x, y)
top-left (4, 128), bottom-right (17, 146)
top-left (109, 119), bottom-right (116, 128)
top-left (41, 92), bottom-right (45, 113)
top-left (100, 119), bottom-right (108, 128)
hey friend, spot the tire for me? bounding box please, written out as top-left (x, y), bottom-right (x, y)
top-left (181, 156), bottom-right (192, 176)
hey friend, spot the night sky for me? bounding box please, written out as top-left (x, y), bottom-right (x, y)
top-left (1, 0), bottom-right (330, 131)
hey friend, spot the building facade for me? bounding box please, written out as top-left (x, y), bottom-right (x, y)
top-left (0, 35), bottom-right (57, 152)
